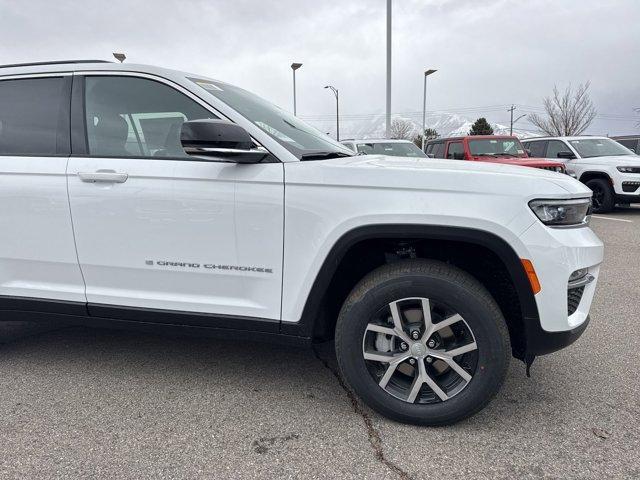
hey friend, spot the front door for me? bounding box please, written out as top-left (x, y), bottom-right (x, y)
top-left (66, 74), bottom-right (284, 322)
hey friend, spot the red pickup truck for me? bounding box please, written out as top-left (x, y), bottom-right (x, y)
top-left (425, 135), bottom-right (567, 173)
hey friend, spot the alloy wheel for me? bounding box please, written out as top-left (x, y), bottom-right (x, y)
top-left (362, 297), bottom-right (478, 404)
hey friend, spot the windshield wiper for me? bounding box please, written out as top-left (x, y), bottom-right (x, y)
top-left (300, 151), bottom-right (353, 161)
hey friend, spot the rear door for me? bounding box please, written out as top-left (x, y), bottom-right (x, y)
top-left (0, 74), bottom-right (86, 306)
top-left (66, 73), bottom-right (284, 323)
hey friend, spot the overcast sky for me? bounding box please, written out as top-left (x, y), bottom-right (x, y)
top-left (1, 0), bottom-right (639, 135)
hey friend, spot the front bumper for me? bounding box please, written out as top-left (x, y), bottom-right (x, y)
top-left (524, 314), bottom-right (590, 357)
top-left (518, 221), bottom-right (603, 354)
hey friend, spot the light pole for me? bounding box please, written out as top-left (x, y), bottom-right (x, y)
top-left (421, 69), bottom-right (437, 152)
top-left (324, 85), bottom-right (339, 141)
top-left (291, 62), bottom-right (302, 116)
top-left (385, 0), bottom-right (392, 138)
top-left (508, 105), bottom-right (527, 136)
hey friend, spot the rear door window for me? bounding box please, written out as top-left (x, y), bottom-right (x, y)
top-left (0, 76), bottom-right (70, 155)
top-left (431, 142), bottom-right (445, 158)
top-left (526, 141), bottom-right (547, 158)
top-left (446, 142), bottom-right (464, 159)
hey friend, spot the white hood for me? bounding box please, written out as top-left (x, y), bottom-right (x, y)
top-left (307, 154), bottom-right (593, 198)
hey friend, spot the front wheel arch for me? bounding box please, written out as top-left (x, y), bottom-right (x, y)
top-left (287, 224), bottom-right (541, 360)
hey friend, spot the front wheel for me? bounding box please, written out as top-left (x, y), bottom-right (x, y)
top-left (335, 259), bottom-right (510, 426)
top-left (586, 178), bottom-right (615, 213)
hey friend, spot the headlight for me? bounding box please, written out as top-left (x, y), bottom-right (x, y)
top-left (617, 166), bottom-right (640, 173)
top-left (529, 198), bottom-right (591, 227)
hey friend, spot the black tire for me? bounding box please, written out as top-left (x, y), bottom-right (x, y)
top-left (586, 178), bottom-right (615, 213)
top-left (335, 259), bottom-right (510, 426)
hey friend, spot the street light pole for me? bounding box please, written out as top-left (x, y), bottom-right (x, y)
top-left (385, 0), bottom-right (392, 138)
top-left (421, 69), bottom-right (437, 152)
top-left (324, 85), bottom-right (340, 141)
top-left (291, 63), bottom-right (302, 116)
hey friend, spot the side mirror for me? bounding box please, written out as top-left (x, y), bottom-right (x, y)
top-left (525, 149), bottom-right (532, 157)
top-left (556, 151), bottom-right (576, 160)
top-left (426, 153), bottom-right (435, 158)
top-left (181, 119), bottom-right (269, 163)
top-left (453, 152), bottom-right (465, 160)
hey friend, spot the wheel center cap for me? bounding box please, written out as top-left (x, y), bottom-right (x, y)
top-left (410, 342), bottom-right (426, 357)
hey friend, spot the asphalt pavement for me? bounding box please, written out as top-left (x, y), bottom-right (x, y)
top-left (1, 207), bottom-right (638, 479)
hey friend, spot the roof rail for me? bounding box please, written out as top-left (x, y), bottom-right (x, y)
top-left (0, 59), bottom-right (112, 69)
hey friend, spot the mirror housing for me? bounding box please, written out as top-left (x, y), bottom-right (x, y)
top-left (426, 153), bottom-right (435, 158)
top-left (181, 119), bottom-right (268, 163)
top-left (452, 152), bottom-right (465, 160)
top-left (556, 151), bottom-right (576, 160)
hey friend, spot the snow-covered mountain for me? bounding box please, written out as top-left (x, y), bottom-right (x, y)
top-left (302, 112), bottom-right (535, 140)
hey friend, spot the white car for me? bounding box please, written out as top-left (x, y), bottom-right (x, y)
top-left (0, 60), bottom-right (603, 425)
top-left (522, 136), bottom-right (640, 213)
top-left (341, 138), bottom-right (427, 157)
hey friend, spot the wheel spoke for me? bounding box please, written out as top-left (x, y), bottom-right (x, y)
top-left (445, 341), bottom-right (478, 358)
top-left (423, 370), bottom-right (449, 401)
top-left (388, 301), bottom-right (411, 343)
top-left (423, 312), bottom-right (463, 341)
top-left (365, 323), bottom-right (397, 337)
top-left (433, 313), bottom-right (463, 332)
top-left (441, 357), bottom-right (472, 382)
top-left (363, 351), bottom-right (396, 363)
top-left (363, 350), bottom-right (410, 364)
top-left (378, 354), bottom-right (410, 388)
top-left (420, 297), bottom-right (433, 330)
top-left (406, 362), bottom-right (424, 403)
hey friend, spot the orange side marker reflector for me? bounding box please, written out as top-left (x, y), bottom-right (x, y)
top-left (521, 259), bottom-right (541, 295)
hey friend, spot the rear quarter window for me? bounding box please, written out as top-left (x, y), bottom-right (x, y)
top-left (0, 77), bottom-right (70, 155)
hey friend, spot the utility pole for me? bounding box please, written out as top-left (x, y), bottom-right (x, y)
top-left (385, 0), bottom-right (392, 138)
top-left (291, 63), bottom-right (302, 115)
top-left (508, 105), bottom-right (527, 136)
top-left (508, 104), bottom-right (516, 136)
top-left (324, 85), bottom-right (340, 141)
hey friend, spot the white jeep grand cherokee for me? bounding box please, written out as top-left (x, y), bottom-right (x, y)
top-left (522, 136), bottom-right (640, 213)
top-left (0, 60), bottom-right (603, 425)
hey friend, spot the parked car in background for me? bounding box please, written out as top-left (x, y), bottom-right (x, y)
top-left (612, 135), bottom-right (640, 154)
top-left (341, 139), bottom-right (427, 158)
top-left (521, 136), bottom-right (640, 213)
top-left (425, 135), bottom-right (566, 174)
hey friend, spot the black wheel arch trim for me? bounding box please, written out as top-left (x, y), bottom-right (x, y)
top-left (580, 171), bottom-right (612, 183)
top-left (281, 223), bottom-right (568, 360)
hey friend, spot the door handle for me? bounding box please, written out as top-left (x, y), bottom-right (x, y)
top-left (78, 170), bottom-right (129, 183)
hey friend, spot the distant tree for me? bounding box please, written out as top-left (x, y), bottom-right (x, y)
top-left (389, 118), bottom-right (416, 140)
top-left (528, 82), bottom-right (597, 136)
top-left (469, 117), bottom-right (494, 135)
top-left (413, 128), bottom-right (440, 148)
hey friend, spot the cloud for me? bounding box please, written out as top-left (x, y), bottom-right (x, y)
top-left (0, 0), bottom-right (638, 134)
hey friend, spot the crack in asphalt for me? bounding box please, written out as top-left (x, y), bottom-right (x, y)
top-left (313, 345), bottom-right (414, 480)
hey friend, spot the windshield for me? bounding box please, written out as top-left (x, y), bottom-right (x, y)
top-left (357, 142), bottom-right (427, 158)
top-left (568, 138), bottom-right (635, 158)
top-left (468, 138), bottom-right (526, 157)
top-left (189, 78), bottom-right (352, 159)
